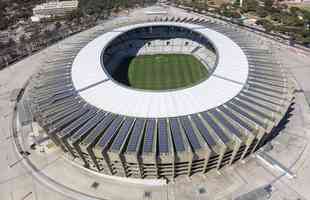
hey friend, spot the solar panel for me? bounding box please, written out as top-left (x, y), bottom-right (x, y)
top-left (248, 87), bottom-right (282, 100)
top-left (126, 119), bottom-right (145, 152)
top-left (43, 101), bottom-right (81, 117)
top-left (179, 116), bottom-right (201, 150)
top-left (169, 118), bottom-right (185, 152)
top-left (238, 95), bottom-right (277, 112)
top-left (249, 74), bottom-right (283, 84)
top-left (249, 71), bottom-right (282, 81)
top-left (248, 83), bottom-right (282, 95)
top-left (44, 68), bottom-right (70, 74)
top-left (157, 119), bottom-right (169, 153)
top-left (39, 96), bottom-right (77, 111)
top-left (97, 116), bottom-right (124, 149)
top-left (69, 111), bottom-right (106, 143)
top-left (81, 113), bottom-right (115, 146)
top-left (251, 65), bottom-right (280, 73)
top-left (200, 112), bottom-right (230, 144)
top-left (43, 76), bottom-right (70, 83)
top-left (50, 106), bottom-right (89, 133)
top-left (190, 114), bottom-right (216, 146)
top-left (38, 86), bottom-right (72, 96)
top-left (41, 86), bottom-right (73, 95)
top-left (38, 79), bottom-right (71, 88)
top-left (110, 118), bottom-right (135, 151)
top-left (219, 106), bottom-right (253, 132)
top-left (250, 78), bottom-right (284, 89)
top-left (232, 99), bottom-right (272, 120)
top-left (42, 77), bottom-right (70, 84)
top-left (143, 119), bottom-right (156, 153)
top-left (58, 109), bottom-right (97, 138)
top-left (226, 102), bottom-right (264, 127)
top-left (37, 92), bottom-right (75, 104)
top-left (51, 91), bottom-right (75, 102)
top-left (210, 109), bottom-right (242, 138)
top-left (241, 91), bottom-right (281, 106)
top-left (46, 104), bottom-right (83, 124)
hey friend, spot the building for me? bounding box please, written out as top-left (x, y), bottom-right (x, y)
top-left (27, 17), bottom-right (293, 181)
top-left (32, 0), bottom-right (78, 17)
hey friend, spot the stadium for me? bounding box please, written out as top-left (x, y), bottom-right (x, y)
top-left (26, 17), bottom-right (294, 181)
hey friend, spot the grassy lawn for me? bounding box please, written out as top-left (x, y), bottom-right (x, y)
top-left (117, 54), bottom-right (209, 90)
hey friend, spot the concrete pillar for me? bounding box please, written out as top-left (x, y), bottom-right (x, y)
top-left (187, 152), bottom-right (194, 177)
top-left (202, 152), bottom-right (211, 173)
top-left (240, 135), bottom-right (255, 160)
top-left (216, 146), bottom-right (227, 170)
top-left (229, 141), bottom-right (241, 165)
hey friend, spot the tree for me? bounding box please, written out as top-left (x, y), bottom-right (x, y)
top-left (256, 19), bottom-right (274, 32)
top-left (301, 36), bottom-right (310, 45)
top-left (204, 0), bottom-right (208, 10)
top-left (55, 21), bottom-right (62, 30)
top-left (277, 3), bottom-right (288, 10)
top-left (270, 13), bottom-right (282, 23)
top-left (242, 0), bottom-right (259, 12)
top-left (0, 17), bottom-right (9, 30)
top-left (256, 7), bottom-right (268, 18)
top-left (19, 34), bottom-right (27, 44)
top-left (7, 38), bottom-right (17, 48)
top-left (263, 0), bottom-right (274, 10)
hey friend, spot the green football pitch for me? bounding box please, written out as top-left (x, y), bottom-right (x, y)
top-left (114, 54), bottom-right (209, 90)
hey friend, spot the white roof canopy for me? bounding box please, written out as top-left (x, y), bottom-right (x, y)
top-left (71, 22), bottom-right (248, 118)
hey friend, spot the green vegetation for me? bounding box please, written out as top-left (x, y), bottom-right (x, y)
top-left (174, 0), bottom-right (310, 45)
top-left (240, 0), bottom-right (310, 45)
top-left (114, 54), bottom-right (209, 90)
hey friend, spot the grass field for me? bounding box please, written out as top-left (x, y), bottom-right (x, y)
top-left (114, 54), bottom-right (208, 90)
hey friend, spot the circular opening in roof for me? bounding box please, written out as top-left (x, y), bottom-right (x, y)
top-left (102, 25), bottom-right (217, 91)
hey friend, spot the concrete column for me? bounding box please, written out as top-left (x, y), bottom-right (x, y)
top-left (101, 152), bottom-right (113, 175)
top-left (136, 154), bottom-right (143, 178)
top-left (61, 139), bottom-right (76, 158)
top-left (187, 153), bottom-right (194, 177)
top-left (118, 154), bottom-right (128, 177)
top-left (240, 135), bottom-right (255, 160)
top-left (216, 146), bottom-right (227, 170)
top-left (73, 142), bottom-right (89, 167)
top-left (154, 156), bottom-right (159, 178)
top-left (202, 152), bottom-right (211, 173)
top-left (251, 132), bottom-right (266, 154)
top-left (87, 147), bottom-right (101, 171)
top-left (172, 155), bottom-right (176, 180)
top-left (229, 141), bottom-right (241, 165)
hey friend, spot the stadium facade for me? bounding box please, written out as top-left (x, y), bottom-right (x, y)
top-left (28, 17), bottom-right (293, 180)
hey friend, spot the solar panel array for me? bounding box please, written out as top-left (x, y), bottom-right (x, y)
top-left (190, 114), bottom-right (216, 146)
top-left (126, 119), bottom-right (145, 152)
top-left (179, 116), bottom-right (201, 150)
top-left (143, 119), bottom-right (156, 153)
top-left (200, 112), bottom-right (230, 144)
top-left (157, 119), bottom-right (170, 153)
top-left (69, 111), bottom-right (106, 143)
top-left (81, 113), bottom-right (115, 146)
top-left (169, 118), bottom-right (186, 152)
top-left (28, 17), bottom-right (293, 180)
top-left (110, 118), bottom-right (135, 151)
top-left (97, 116), bottom-right (124, 149)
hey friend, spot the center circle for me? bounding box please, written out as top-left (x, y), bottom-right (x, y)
top-left (102, 25), bottom-right (217, 91)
